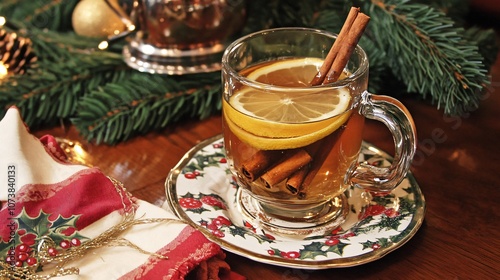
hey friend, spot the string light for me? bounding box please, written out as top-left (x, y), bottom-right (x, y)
top-left (0, 61), bottom-right (8, 80)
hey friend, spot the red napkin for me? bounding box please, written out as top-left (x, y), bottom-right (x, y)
top-left (0, 107), bottom-right (245, 280)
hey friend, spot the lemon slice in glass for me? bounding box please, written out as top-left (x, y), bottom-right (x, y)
top-left (224, 57), bottom-right (352, 150)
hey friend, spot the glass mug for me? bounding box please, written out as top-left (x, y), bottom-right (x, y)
top-left (221, 28), bottom-right (417, 234)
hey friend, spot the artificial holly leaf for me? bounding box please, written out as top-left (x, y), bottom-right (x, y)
top-left (50, 214), bottom-right (80, 231)
top-left (377, 214), bottom-right (405, 231)
top-left (361, 240), bottom-right (378, 250)
top-left (356, 215), bottom-right (375, 227)
top-left (16, 208), bottom-right (51, 237)
top-left (181, 192), bottom-right (195, 199)
top-left (399, 196), bottom-right (416, 214)
top-left (48, 214), bottom-right (89, 246)
top-left (246, 230), bottom-right (276, 245)
top-left (227, 225), bottom-right (250, 239)
top-left (299, 241), bottom-right (329, 259)
top-left (362, 237), bottom-right (392, 250)
top-left (185, 152), bottom-right (226, 174)
top-left (371, 194), bottom-right (396, 207)
top-left (325, 241), bottom-right (348, 256)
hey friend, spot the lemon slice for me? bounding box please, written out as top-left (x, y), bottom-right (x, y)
top-left (223, 105), bottom-right (351, 150)
top-left (247, 57), bottom-right (324, 87)
top-left (223, 57), bottom-right (352, 150)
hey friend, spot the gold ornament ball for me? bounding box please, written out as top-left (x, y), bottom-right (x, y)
top-left (72, 0), bottom-right (126, 38)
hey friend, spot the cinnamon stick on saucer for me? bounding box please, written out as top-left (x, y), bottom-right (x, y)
top-left (311, 7), bottom-right (370, 86)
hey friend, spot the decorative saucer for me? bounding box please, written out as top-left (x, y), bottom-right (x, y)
top-left (165, 135), bottom-right (425, 269)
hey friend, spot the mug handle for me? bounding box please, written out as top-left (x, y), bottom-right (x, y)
top-left (99, 0), bottom-right (137, 50)
top-left (347, 91), bottom-right (417, 192)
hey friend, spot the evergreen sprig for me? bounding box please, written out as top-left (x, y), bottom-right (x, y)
top-left (0, 0), bottom-right (497, 144)
top-left (362, 0), bottom-right (491, 115)
top-left (72, 72), bottom-right (221, 145)
top-left (0, 28), bottom-right (128, 128)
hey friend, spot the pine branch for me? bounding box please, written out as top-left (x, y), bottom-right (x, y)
top-left (463, 26), bottom-right (499, 70)
top-left (71, 72), bottom-right (221, 145)
top-left (0, 53), bottom-right (129, 128)
top-left (364, 0), bottom-right (491, 115)
top-left (0, 35), bottom-right (128, 128)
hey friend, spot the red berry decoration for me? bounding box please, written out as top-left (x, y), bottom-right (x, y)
top-left (283, 251), bottom-right (300, 259)
top-left (60, 240), bottom-right (71, 249)
top-left (48, 247), bottom-right (58, 257)
top-left (331, 227), bottom-right (342, 235)
top-left (71, 238), bottom-right (81, 247)
top-left (15, 260), bottom-right (23, 267)
top-left (200, 196), bottom-right (226, 209)
top-left (219, 158), bottom-right (227, 163)
top-left (179, 197), bottom-right (203, 209)
top-left (243, 221), bottom-right (256, 232)
top-left (206, 222), bottom-right (219, 231)
top-left (212, 229), bottom-right (225, 238)
top-left (213, 216), bottom-right (232, 226)
top-left (267, 249), bottom-right (275, 255)
top-left (363, 205), bottom-right (386, 217)
top-left (184, 172), bottom-right (197, 179)
top-left (372, 243), bottom-right (381, 250)
top-left (17, 252), bottom-right (29, 261)
top-left (16, 244), bottom-right (29, 252)
top-left (213, 143), bottom-right (223, 148)
top-left (26, 257), bottom-right (37, 266)
top-left (341, 232), bottom-right (356, 239)
top-left (384, 208), bottom-right (400, 218)
top-left (325, 238), bottom-right (340, 246)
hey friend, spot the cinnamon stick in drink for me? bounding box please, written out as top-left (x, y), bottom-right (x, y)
top-left (311, 7), bottom-right (370, 85)
top-left (260, 149), bottom-right (313, 188)
top-left (286, 167), bottom-right (310, 194)
top-left (241, 150), bottom-right (281, 181)
top-left (285, 139), bottom-right (323, 194)
top-left (310, 7), bottom-right (360, 86)
top-left (324, 13), bottom-right (370, 84)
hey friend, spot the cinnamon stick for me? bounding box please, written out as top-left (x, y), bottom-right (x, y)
top-left (311, 7), bottom-right (370, 86)
top-left (310, 7), bottom-right (360, 86)
top-left (241, 150), bottom-right (281, 182)
top-left (285, 166), bottom-right (310, 194)
top-left (284, 139), bottom-right (322, 194)
top-left (260, 149), bottom-right (312, 188)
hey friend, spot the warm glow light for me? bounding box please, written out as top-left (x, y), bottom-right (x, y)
top-left (0, 17), bottom-right (5, 27)
top-left (0, 62), bottom-right (8, 80)
top-left (98, 41), bottom-right (109, 50)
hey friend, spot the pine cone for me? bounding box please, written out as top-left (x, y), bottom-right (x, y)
top-left (0, 28), bottom-right (37, 75)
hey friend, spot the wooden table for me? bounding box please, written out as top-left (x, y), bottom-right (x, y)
top-left (35, 35), bottom-right (500, 280)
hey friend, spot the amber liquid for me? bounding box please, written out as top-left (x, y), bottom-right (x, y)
top-left (223, 59), bottom-right (365, 208)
